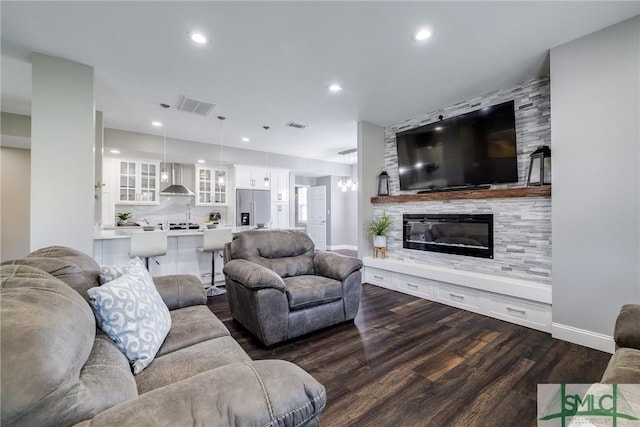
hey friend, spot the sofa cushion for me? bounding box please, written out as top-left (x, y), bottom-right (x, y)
top-left (228, 229), bottom-right (315, 278)
top-left (3, 245), bottom-right (101, 301)
top-left (74, 360), bottom-right (326, 427)
top-left (152, 274), bottom-right (207, 310)
top-left (135, 336), bottom-right (252, 394)
top-left (88, 263), bottom-right (171, 374)
top-left (283, 275), bottom-right (343, 310)
top-left (0, 264), bottom-right (96, 427)
top-left (156, 305), bottom-right (230, 357)
top-left (601, 348), bottom-right (640, 384)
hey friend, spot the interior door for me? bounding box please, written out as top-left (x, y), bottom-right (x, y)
top-left (308, 185), bottom-right (327, 250)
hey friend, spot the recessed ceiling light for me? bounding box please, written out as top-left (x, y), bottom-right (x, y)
top-left (413, 29), bottom-right (432, 41)
top-left (187, 31), bottom-right (209, 45)
top-left (197, 159), bottom-right (205, 163)
top-left (152, 121), bottom-right (162, 127)
top-left (242, 137), bottom-right (250, 142)
top-left (328, 84), bottom-right (343, 93)
top-left (110, 149), bottom-right (120, 154)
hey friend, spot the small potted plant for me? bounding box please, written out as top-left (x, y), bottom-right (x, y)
top-left (116, 212), bottom-right (133, 226)
top-left (367, 211), bottom-right (393, 247)
top-left (207, 211), bottom-right (222, 229)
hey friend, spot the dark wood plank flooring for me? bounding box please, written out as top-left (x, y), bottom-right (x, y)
top-left (207, 284), bottom-right (611, 427)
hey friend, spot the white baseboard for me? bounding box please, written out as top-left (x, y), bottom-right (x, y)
top-left (328, 245), bottom-right (357, 251)
top-left (552, 322), bottom-right (615, 354)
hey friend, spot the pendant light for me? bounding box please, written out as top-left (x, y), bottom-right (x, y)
top-left (217, 116), bottom-right (226, 185)
top-left (263, 126), bottom-right (270, 187)
top-left (337, 148), bottom-right (358, 191)
top-left (159, 104), bottom-right (194, 196)
top-left (160, 103), bottom-right (170, 183)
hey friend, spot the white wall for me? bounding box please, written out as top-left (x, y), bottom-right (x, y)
top-left (329, 175), bottom-right (357, 249)
top-left (31, 53), bottom-right (95, 254)
top-left (0, 147), bottom-right (30, 261)
top-left (105, 128), bottom-right (351, 177)
top-left (550, 16), bottom-right (640, 352)
top-left (357, 121), bottom-right (385, 257)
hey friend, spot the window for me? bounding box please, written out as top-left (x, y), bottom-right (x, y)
top-left (295, 186), bottom-right (308, 224)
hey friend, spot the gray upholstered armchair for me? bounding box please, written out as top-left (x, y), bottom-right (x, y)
top-left (223, 229), bottom-right (363, 346)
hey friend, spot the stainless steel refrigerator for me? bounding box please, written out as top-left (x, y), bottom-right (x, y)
top-left (236, 189), bottom-right (271, 226)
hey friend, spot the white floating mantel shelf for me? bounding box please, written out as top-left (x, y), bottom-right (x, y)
top-left (370, 186), bottom-right (551, 204)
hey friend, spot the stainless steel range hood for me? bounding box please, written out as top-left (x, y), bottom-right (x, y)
top-left (160, 163), bottom-right (195, 196)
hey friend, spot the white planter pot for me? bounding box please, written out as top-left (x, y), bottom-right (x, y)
top-left (373, 235), bottom-right (386, 247)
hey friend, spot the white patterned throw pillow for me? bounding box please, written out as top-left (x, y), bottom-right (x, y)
top-left (99, 257), bottom-right (144, 284)
top-left (88, 263), bottom-right (171, 374)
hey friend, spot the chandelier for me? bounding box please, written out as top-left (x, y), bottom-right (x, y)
top-left (337, 149), bottom-right (357, 192)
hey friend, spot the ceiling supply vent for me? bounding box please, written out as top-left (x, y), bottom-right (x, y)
top-left (285, 121), bottom-right (308, 129)
top-left (177, 95), bottom-right (216, 116)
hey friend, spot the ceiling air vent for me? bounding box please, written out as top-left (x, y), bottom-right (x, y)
top-left (177, 95), bottom-right (216, 116)
top-left (285, 121), bottom-right (308, 129)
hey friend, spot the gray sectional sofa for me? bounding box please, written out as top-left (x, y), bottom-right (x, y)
top-left (601, 304), bottom-right (640, 383)
top-left (1, 246), bottom-right (326, 426)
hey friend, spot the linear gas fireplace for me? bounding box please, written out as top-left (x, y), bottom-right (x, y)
top-left (403, 214), bottom-right (493, 259)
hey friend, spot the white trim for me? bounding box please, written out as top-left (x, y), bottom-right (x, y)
top-left (328, 245), bottom-right (357, 251)
top-left (552, 322), bottom-right (615, 354)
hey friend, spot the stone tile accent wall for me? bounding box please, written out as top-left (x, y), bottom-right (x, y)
top-left (377, 77), bottom-right (551, 283)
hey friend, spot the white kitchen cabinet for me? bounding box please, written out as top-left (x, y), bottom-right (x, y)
top-left (195, 166), bottom-right (228, 206)
top-left (115, 159), bottom-right (160, 205)
top-left (270, 169), bottom-right (290, 202)
top-left (235, 165), bottom-right (270, 189)
top-left (271, 203), bottom-right (290, 228)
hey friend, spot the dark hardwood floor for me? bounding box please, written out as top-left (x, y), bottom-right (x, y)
top-left (207, 284), bottom-right (611, 427)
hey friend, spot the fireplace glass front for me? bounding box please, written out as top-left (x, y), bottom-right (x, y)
top-left (403, 214), bottom-right (493, 259)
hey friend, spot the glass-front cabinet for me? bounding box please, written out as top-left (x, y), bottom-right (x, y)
top-left (195, 166), bottom-right (227, 206)
top-left (117, 159), bottom-right (160, 205)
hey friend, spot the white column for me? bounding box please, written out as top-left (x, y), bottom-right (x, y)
top-left (31, 53), bottom-right (95, 254)
top-left (94, 110), bottom-right (104, 225)
top-left (357, 121), bottom-right (385, 258)
top-left (550, 16), bottom-right (640, 352)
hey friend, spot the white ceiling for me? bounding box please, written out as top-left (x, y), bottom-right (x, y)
top-left (2, 1), bottom-right (639, 163)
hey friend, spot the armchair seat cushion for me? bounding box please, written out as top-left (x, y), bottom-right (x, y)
top-left (284, 275), bottom-right (343, 310)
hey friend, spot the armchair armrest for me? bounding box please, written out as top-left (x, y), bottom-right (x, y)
top-left (152, 274), bottom-right (206, 310)
top-left (223, 259), bottom-right (286, 291)
top-left (614, 304), bottom-right (640, 349)
top-left (313, 252), bottom-right (363, 281)
top-left (72, 360), bottom-right (326, 427)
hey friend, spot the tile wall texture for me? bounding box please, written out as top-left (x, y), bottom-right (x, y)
top-left (376, 77), bottom-right (551, 284)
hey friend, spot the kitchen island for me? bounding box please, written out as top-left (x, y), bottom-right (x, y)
top-left (93, 226), bottom-right (302, 285)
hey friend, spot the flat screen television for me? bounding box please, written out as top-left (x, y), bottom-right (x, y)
top-left (396, 100), bottom-right (518, 192)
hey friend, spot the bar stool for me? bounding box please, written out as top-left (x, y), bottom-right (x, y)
top-left (198, 228), bottom-right (233, 294)
top-left (130, 230), bottom-right (168, 270)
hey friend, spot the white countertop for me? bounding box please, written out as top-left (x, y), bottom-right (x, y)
top-left (94, 226), bottom-right (299, 240)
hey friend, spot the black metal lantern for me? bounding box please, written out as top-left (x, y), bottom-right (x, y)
top-left (377, 170), bottom-right (390, 196)
top-left (527, 145), bottom-right (551, 186)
